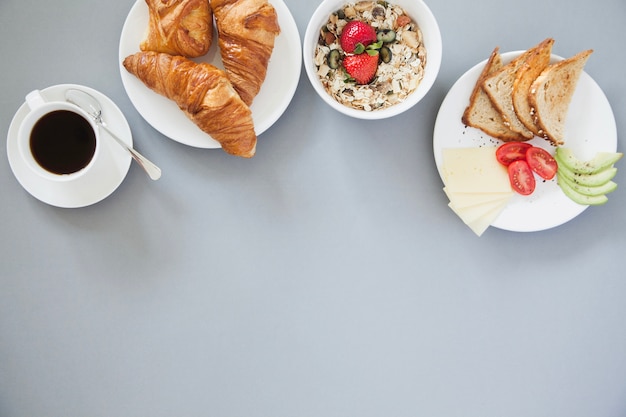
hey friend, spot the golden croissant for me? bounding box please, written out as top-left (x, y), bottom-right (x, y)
top-left (123, 51), bottom-right (257, 158)
top-left (212, 0), bottom-right (281, 106)
top-left (140, 0), bottom-right (213, 58)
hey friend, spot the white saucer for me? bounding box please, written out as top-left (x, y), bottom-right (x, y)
top-left (7, 84), bottom-right (132, 208)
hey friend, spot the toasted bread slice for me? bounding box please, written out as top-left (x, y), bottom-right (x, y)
top-left (529, 49), bottom-right (593, 146)
top-left (462, 47), bottom-right (528, 142)
top-left (512, 38), bottom-right (554, 136)
top-left (482, 39), bottom-right (555, 140)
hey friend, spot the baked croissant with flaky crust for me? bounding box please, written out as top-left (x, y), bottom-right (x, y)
top-left (212, 0), bottom-right (281, 106)
top-left (123, 51), bottom-right (257, 158)
top-left (140, 0), bottom-right (213, 58)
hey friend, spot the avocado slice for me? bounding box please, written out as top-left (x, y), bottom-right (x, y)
top-left (557, 173), bottom-right (609, 205)
top-left (555, 148), bottom-right (623, 175)
top-left (557, 163), bottom-right (617, 187)
top-left (557, 170), bottom-right (617, 196)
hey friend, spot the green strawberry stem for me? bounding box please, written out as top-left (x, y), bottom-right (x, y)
top-left (353, 40), bottom-right (382, 55)
top-left (367, 40), bottom-right (383, 50)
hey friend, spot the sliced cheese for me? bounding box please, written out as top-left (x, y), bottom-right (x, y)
top-left (448, 198), bottom-right (506, 225)
top-left (444, 187), bottom-right (512, 209)
top-left (441, 146), bottom-right (515, 236)
top-left (467, 200), bottom-right (509, 236)
top-left (442, 147), bottom-right (512, 193)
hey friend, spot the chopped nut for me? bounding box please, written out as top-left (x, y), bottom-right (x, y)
top-left (324, 31), bottom-right (336, 45)
top-left (343, 5), bottom-right (357, 18)
top-left (401, 30), bottom-right (419, 49)
top-left (395, 15), bottom-right (411, 28)
top-left (354, 1), bottom-right (374, 12)
top-left (317, 64), bottom-right (331, 78)
top-left (417, 45), bottom-right (427, 62)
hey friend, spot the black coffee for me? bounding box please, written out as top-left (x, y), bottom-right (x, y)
top-left (30, 110), bottom-right (96, 175)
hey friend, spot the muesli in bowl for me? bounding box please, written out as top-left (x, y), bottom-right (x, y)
top-left (316, 2), bottom-right (426, 111)
top-left (304, 0), bottom-right (441, 120)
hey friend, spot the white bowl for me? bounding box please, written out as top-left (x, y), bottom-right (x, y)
top-left (303, 0), bottom-right (442, 120)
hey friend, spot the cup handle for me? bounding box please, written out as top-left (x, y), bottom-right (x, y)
top-left (25, 90), bottom-right (46, 110)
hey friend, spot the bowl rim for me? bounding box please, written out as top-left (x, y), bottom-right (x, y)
top-left (303, 0), bottom-right (442, 120)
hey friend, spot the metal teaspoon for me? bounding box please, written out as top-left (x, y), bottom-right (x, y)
top-left (65, 88), bottom-right (161, 180)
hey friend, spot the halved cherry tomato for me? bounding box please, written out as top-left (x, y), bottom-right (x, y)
top-left (526, 146), bottom-right (558, 180)
top-left (495, 142), bottom-right (533, 166)
top-left (508, 160), bottom-right (536, 195)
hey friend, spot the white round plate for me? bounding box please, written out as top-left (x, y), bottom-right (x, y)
top-left (7, 84), bottom-right (132, 208)
top-left (118, 0), bottom-right (301, 149)
top-left (433, 51), bottom-right (618, 232)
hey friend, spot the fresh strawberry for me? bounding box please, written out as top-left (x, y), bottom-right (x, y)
top-left (340, 20), bottom-right (377, 53)
top-left (343, 50), bottom-right (379, 84)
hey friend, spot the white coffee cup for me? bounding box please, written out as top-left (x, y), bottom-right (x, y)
top-left (17, 90), bottom-right (101, 182)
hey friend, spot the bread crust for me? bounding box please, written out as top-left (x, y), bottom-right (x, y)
top-left (512, 38), bottom-right (554, 136)
top-left (481, 39), bottom-right (556, 140)
top-left (462, 47), bottom-right (528, 142)
top-left (528, 49), bottom-right (593, 146)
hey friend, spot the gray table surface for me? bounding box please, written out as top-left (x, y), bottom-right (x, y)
top-left (2, 0), bottom-right (626, 416)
